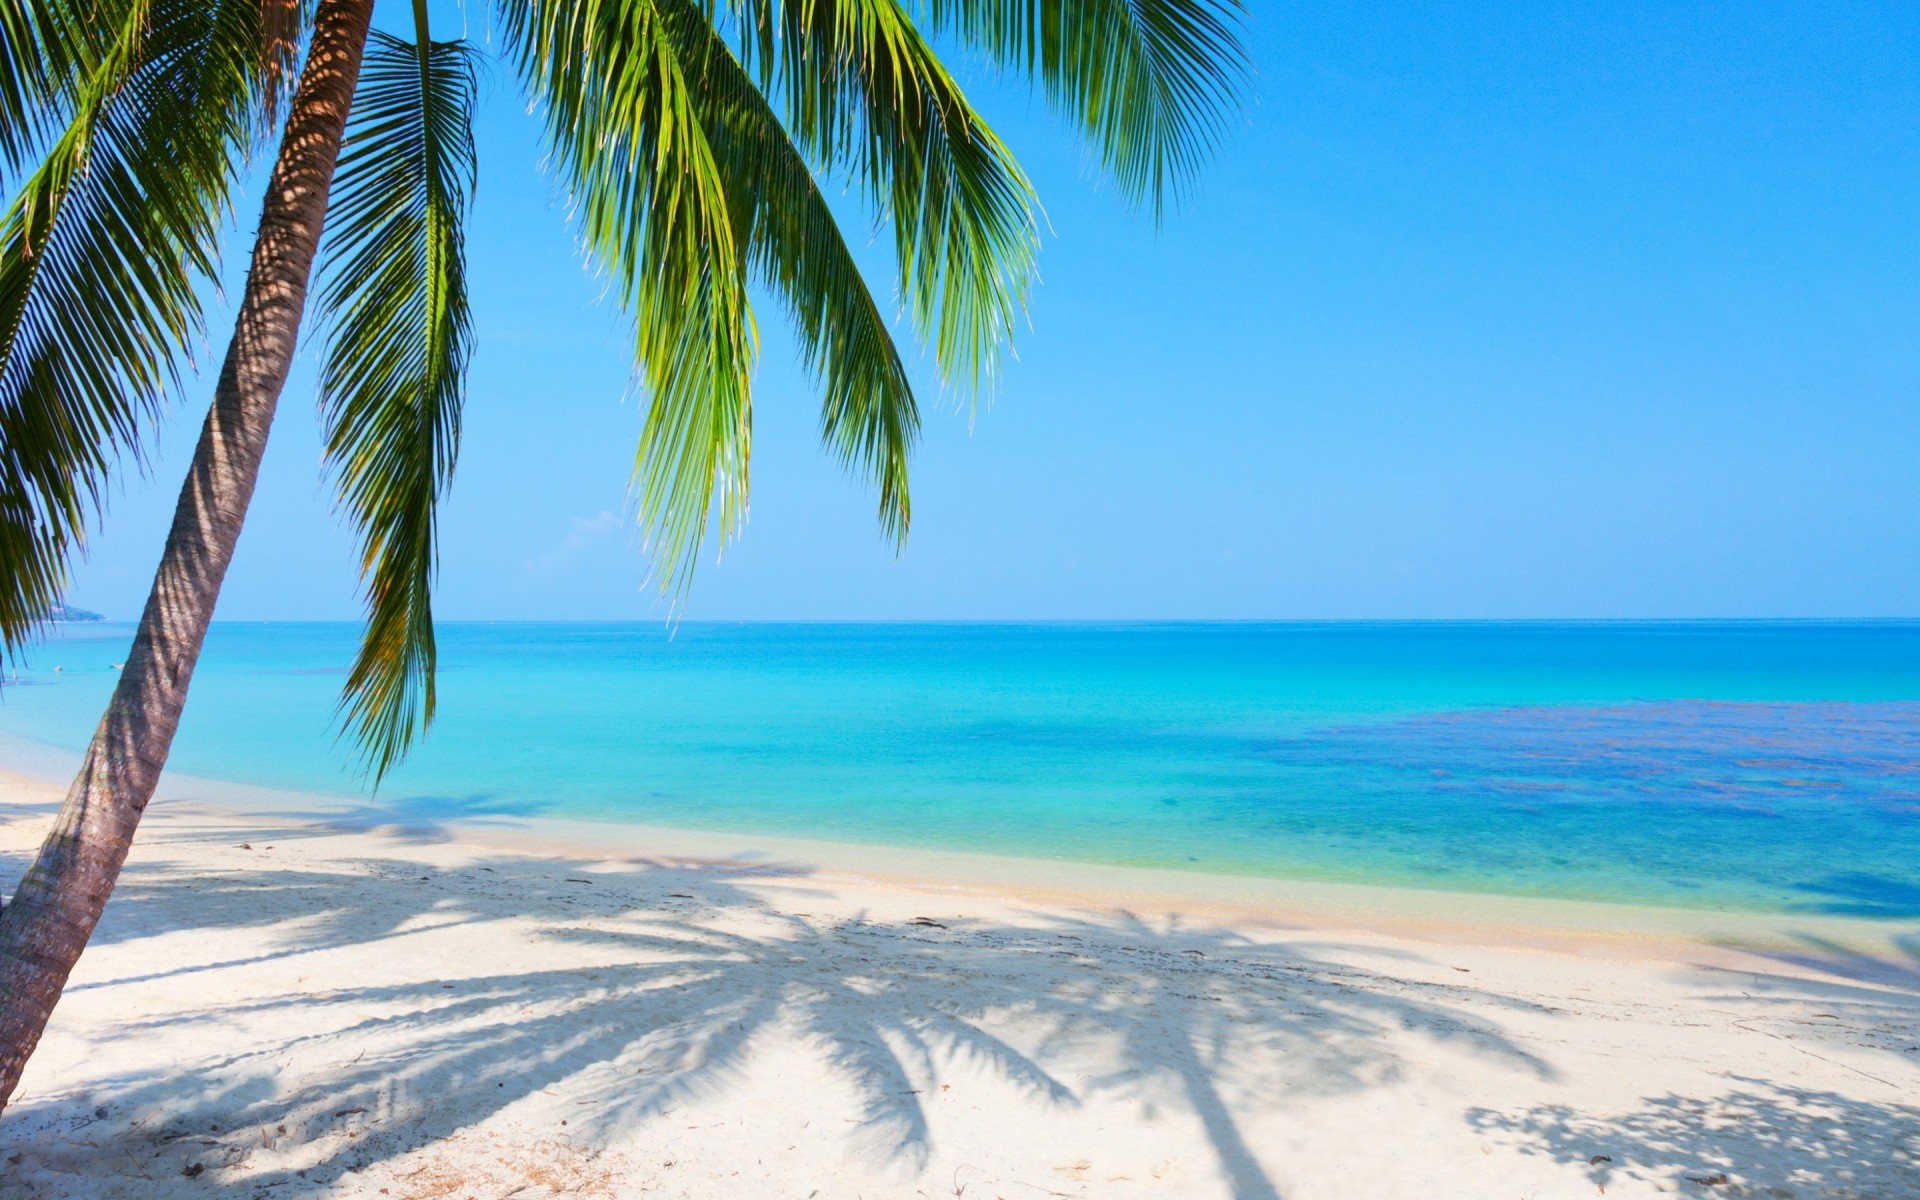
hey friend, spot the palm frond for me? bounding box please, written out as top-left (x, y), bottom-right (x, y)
top-left (914, 0), bottom-right (1249, 214)
top-left (317, 27), bottom-right (478, 780)
top-left (497, 0), bottom-right (756, 593)
top-left (0, 0), bottom-right (124, 180)
top-left (729, 0), bottom-right (1039, 392)
top-left (659, 0), bottom-right (918, 542)
top-left (495, 0), bottom-right (1239, 596)
top-left (0, 0), bottom-right (270, 660)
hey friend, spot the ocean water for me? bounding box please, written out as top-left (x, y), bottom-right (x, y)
top-left (3, 621), bottom-right (1919, 917)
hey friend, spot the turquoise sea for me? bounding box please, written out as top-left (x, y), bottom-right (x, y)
top-left (3, 621), bottom-right (1919, 917)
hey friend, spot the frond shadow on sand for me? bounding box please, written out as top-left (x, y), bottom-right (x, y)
top-left (1470, 1079), bottom-right (1920, 1197)
top-left (0, 827), bottom-right (1561, 1200)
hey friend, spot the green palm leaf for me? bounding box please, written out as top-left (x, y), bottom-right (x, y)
top-left (317, 25), bottom-right (478, 780)
top-left (659, 0), bottom-right (919, 541)
top-left (497, 0), bottom-right (757, 593)
top-left (0, 0), bottom-right (271, 658)
top-left (501, 0), bottom-right (1042, 588)
top-left (915, 0), bottom-right (1249, 213)
top-left (0, 0), bottom-right (126, 179)
top-left (729, 0), bottom-right (1040, 391)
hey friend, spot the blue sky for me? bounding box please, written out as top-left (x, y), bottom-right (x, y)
top-left (62, 1), bottom-right (1920, 620)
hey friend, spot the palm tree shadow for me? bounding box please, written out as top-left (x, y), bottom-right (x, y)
top-left (0, 796), bottom-right (61, 899)
top-left (1014, 911), bottom-right (1555, 1200)
top-left (0, 796), bottom-right (59, 829)
top-left (1728, 928), bottom-right (1920, 993)
top-left (66, 860), bottom-right (485, 993)
top-left (1687, 929), bottom-right (1920, 1065)
top-left (1472, 933), bottom-right (1920, 1198)
top-left (1469, 1078), bottom-right (1920, 1196)
top-left (245, 790), bottom-right (560, 845)
top-left (13, 852), bottom-right (1557, 1199)
top-left (1788, 872), bottom-right (1920, 920)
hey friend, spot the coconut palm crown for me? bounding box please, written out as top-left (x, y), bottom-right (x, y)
top-left (0, 0), bottom-right (1245, 774)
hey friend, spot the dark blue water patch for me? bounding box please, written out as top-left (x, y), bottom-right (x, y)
top-left (1790, 874), bottom-right (1920, 919)
top-left (1224, 701), bottom-right (1920, 911)
top-left (1253, 701), bottom-right (1920, 813)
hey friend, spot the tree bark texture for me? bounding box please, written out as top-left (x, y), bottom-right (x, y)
top-left (0, 0), bottom-right (376, 1114)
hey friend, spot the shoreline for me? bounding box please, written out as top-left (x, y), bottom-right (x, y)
top-left (2, 738), bottom-right (1915, 968)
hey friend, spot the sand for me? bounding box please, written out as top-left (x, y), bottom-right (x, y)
top-left (0, 769), bottom-right (1915, 1199)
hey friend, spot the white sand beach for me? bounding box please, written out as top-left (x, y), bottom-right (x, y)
top-left (1, 770), bottom-right (1916, 1199)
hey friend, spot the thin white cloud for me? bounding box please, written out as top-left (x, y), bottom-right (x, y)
top-left (519, 510), bottom-right (621, 580)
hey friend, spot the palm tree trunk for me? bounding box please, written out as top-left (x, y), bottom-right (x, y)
top-left (0, 0), bottom-right (375, 1114)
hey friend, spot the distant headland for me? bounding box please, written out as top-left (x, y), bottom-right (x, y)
top-left (48, 603), bottom-right (103, 623)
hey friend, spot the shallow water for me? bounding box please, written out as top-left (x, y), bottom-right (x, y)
top-left (5, 621), bottom-right (1918, 916)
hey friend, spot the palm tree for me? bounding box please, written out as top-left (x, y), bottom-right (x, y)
top-left (0, 0), bottom-right (1246, 1112)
